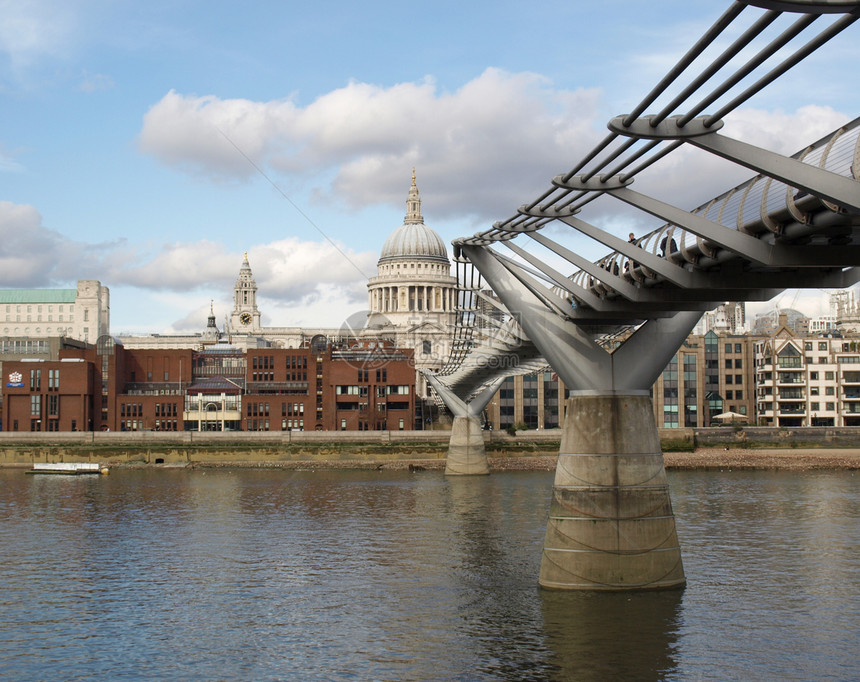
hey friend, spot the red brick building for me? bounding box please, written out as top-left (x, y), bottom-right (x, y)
top-left (1, 337), bottom-right (415, 432)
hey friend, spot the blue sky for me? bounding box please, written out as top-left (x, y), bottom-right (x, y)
top-left (1, 1), bottom-right (859, 334)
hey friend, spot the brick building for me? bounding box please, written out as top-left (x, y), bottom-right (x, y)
top-left (1, 337), bottom-right (415, 432)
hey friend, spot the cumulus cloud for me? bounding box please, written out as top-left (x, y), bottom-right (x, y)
top-left (0, 201), bottom-right (95, 284)
top-left (0, 201), bottom-right (375, 329)
top-left (138, 68), bottom-right (855, 237)
top-left (113, 237), bottom-right (375, 301)
top-left (138, 69), bottom-right (605, 221)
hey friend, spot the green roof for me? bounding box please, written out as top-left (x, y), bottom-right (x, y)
top-left (0, 289), bottom-right (77, 303)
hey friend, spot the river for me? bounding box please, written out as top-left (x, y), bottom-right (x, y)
top-left (0, 467), bottom-right (857, 680)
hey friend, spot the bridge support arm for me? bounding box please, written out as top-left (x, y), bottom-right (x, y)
top-left (424, 372), bottom-right (507, 476)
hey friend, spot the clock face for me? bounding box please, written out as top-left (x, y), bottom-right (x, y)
top-left (240, 312), bottom-right (252, 325)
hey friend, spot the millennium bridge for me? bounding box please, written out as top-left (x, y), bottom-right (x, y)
top-left (426, 0), bottom-right (860, 590)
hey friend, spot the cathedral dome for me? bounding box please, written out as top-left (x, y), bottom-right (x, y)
top-left (378, 170), bottom-right (449, 264)
top-left (379, 223), bottom-right (449, 263)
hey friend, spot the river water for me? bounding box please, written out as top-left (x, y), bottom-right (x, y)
top-left (0, 467), bottom-right (857, 681)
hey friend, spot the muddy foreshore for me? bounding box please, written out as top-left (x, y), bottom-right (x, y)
top-left (182, 448), bottom-right (860, 472)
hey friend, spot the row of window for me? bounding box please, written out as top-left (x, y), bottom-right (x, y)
top-left (356, 369), bottom-right (390, 383)
top-left (154, 403), bottom-right (178, 417)
top-left (341, 418), bottom-right (405, 430)
top-left (4, 304), bottom-right (72, 313)
top-left (250, 355), bottom-right (310, 370)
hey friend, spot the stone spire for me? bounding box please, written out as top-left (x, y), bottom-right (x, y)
top-left (405, 168), bottom-right (423, 224)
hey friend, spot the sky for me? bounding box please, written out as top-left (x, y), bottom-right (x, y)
top-left (1, 1), bottom-right (859, 335)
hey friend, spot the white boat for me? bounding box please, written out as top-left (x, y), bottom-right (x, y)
top-left (28, 463), bottom-right (108, 475)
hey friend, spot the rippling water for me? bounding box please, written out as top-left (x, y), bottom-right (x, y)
top-left (0, 468), bottom-right (857, 680)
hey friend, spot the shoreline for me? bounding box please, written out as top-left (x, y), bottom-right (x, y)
top-left (189, 448), bottom-right (860, 471)
top-left (122, 448), bottom-right (860, 471)
top-left (4, 448), bottom-right (860, 472)
top-left (664, 447), bottom-right (860, 470)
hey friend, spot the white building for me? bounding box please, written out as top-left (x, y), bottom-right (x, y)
top-left (754, 314), bottom-right (860, 426)
top-left (0, 280), bottom-right (109, 344)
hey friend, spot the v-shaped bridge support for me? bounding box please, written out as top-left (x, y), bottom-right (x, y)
top-left (424, 373), bottom-right (505, 475)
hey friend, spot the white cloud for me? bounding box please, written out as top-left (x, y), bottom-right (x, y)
top-left (138, 67), bottom-right (855, 240)
top-left (0, 200), bottom-right (376, 331)
top-left (138, 69), bottom-right (605, 221)
top-left (112, 237), bottom-right (375, 303)
top-left (0, 201), bottom-right (95, 285)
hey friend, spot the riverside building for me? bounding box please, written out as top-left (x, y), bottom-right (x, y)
top-left (1, 337), bottom-right (414, 432)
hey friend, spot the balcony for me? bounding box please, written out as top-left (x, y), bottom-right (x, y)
top-left (776, 377), bottom-right (804, 386)
top-left (777, 390), bottom-right (805, 401)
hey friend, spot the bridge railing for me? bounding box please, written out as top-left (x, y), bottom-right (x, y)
top-left (569, 117), bottom-right (860, 297)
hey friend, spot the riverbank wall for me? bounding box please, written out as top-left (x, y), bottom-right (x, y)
top-left (2, 426), bottom-right (860, 468)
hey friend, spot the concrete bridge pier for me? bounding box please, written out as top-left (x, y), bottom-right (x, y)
top-left (445, 414), bottom-right (490, 475)
top-left (423, 372), bottom-right (504, 476)
top-left (538, 392), bottom-right (685, 590)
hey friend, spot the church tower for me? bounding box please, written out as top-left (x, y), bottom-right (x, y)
top-left (230, 253), bottom-right (262, 333)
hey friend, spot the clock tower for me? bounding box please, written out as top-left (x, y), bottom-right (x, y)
top-left (230, 253), bottom-right (262, 333)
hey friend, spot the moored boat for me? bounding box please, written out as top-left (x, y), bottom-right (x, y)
top-left (27, 463), bottom-right (108, 475)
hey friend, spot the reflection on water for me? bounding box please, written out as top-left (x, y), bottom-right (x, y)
top-left (0, 468), bottom-right (857, 680)
top-left (542, 590), bottom-right (682, 681)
